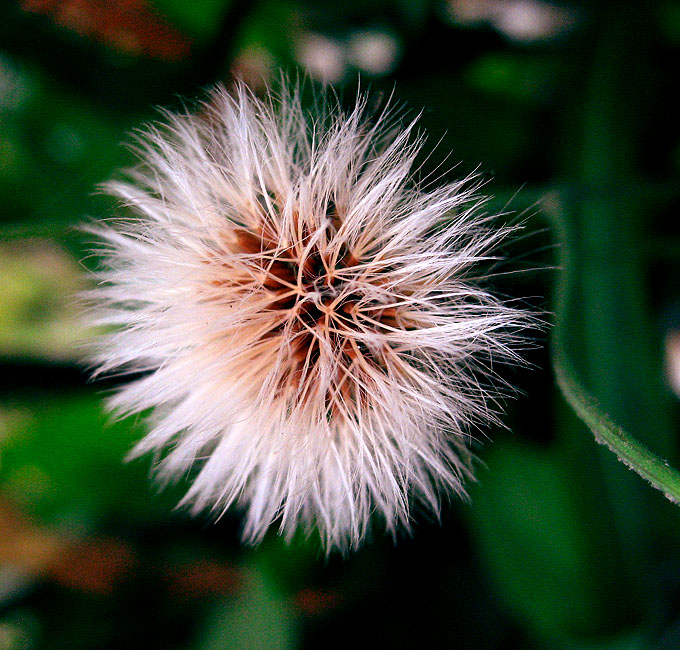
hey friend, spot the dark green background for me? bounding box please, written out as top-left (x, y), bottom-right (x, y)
top-left (2, 1), bottom-right (680, 648)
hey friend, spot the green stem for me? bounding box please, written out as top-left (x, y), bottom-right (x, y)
top-left (552, 204), bottom-right (680, 504)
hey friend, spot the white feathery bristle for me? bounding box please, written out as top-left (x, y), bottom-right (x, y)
top-left (85, 79), bottom-right (532, 552)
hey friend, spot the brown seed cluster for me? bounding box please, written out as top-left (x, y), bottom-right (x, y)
top-left (207, 203), bottom-right (409, 416)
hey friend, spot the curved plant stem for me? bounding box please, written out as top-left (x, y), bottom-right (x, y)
top-left (552, 203), bottom-right (680, 504)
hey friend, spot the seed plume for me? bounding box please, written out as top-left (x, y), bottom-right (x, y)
top-left (86, 80), bottom-right (531, 552)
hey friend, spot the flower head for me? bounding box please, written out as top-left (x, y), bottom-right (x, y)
top-left (88, 81), bottom-right (530, 552)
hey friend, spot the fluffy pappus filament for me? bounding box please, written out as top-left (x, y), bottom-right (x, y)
top-left (84, 79), bottom-right (533, 552)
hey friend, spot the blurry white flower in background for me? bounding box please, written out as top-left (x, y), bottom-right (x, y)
top-left (665, 330), bottom-right (680, 397)
top-left (447, 0), bottom-right (577, 42)
top-left (295, 29), bottom-right (400, 84)
top-left (231, 45), bottom-right (275, 92)
top-left (347, 30), bottom-right (400, 76)
top-left (295, 34), bottom-right (346, 84)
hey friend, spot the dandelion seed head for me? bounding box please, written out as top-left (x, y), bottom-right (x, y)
top-left (86, 79), bottom-right (532, 552)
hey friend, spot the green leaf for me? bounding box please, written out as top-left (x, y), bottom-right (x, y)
top-left (550, 201), bottom-right (680, 504)
top-left (465, 53), bottom-right (558, 105)
top-left (469, 441), bottom-right (604, 639)
top-left (194, 562), bottom-right (298, 650)
top-left (151, 0), bottom-right (233, 41)
top-left (0, 391), bottom-right (181, 526)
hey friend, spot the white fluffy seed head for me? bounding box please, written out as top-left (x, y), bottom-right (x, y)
top-left (85, 79), bottom-right (532, 552)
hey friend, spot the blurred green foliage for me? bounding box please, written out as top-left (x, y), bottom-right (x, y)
top-left (2, 0), bottom-right (680, 648)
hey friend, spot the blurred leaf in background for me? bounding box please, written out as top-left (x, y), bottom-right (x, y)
top-left (0, 241), bottom-right (87, 362)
